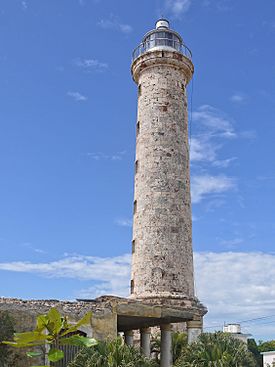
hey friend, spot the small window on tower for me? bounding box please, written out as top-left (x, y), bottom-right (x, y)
top-left (133, 200), bottom-right (137, 214)
top-left (136, 121), bottom-right (140, 136)
top-left (132, 240), bottom-right (135, 254)
top-left (138, 84), bottom-right (142, 96)
top-left (135, 160), bottom-right (139, 174)
top-left (130, 279), bottom-right (134, 294)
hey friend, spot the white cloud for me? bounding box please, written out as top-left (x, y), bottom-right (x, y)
top-left (165, 0), bottom-right (191, 17)
top-left (190, 105), bottom-right (238, 171)
top-left (230, 93), bottom-right (247, 104)
top-left (202, 0), bottom-right (233, 12)
top-left (262, 20), bottom-right (275, 32)
top-left (97, 15), bottom-right (133, 34)
top-left (78, 0), bottom-right (101, 5)
top-left (67, 91), bottom-right (87, 102)
top-left (192, 105), bottom-right (236, 138)
top-left (77, 278), bottom-right (128, 299)
top-left (0, 254), bottom-right (131, 297)
top-left (220, 237), bottom-right (244, 248)
top-left (189, 105), bottom-right (257, 208)
top-left (73, 58), bottom-right (108, 72)
top-left (1, 251), bottom-right (275, 339)
top-left (204, 198), bottom-right (226, 212)
top-left (191, 174), bottom-right (236, 203)
top-left (86, 151), bottom-right (126, 161)
top-left (21, 242), bottom-right (47, 254)
top-left (190, 137), bottom-right (219, 163)
top-left (195, 251), bottom-right (275, 339)
top-left (212, 157), bottom-right (237, 168)
top-left (119, 24), bottom-right (133, 34)
top-left (21, 1), bottom-right (28, 9)
top-left (115, 218), bottom-right (132, 227)
top-left (239, 130), bottom-right (256, 140)
top-left (190, 104), bottom-right (256, 207)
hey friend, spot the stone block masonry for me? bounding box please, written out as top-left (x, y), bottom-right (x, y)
top-left (131, 50), bottom-right (196, 306)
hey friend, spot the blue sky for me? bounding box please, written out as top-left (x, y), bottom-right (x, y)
top-left (0, 0), bottom-right (275, 340)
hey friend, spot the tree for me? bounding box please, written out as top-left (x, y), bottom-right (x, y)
top-left (172, 332), bottom-right (188, 364)
top-left (150, 333), bottom-right (161, 363)
top-left (2, 307), bottom-right (96, 367)
top-left (68, 337), bottom-right (157, 367)
top-left (175, 332), bottom-right (257, 367)
top-left (0, 311), bottom-right (21, 367)
top-left (248, 339), bottom-right (262, 367)
top-left (258, 340), bottom-right (275, 353)
top-left (151, 331), bottom-right (188, 365)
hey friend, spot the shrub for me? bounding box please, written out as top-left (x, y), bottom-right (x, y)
top-left (2, 307), bottom-right (96, 366)
top-left (68, 337), bottom-right (157, 367)
top-left (175, 332), bottom-right (257, 367)
top-left (248, 338), bottom-right (262, 367)
top-left (0, 311), bottom-right (20, 367)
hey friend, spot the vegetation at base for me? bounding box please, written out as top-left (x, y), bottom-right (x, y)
top-left (151, 331), bottom-right (188, 365)
top-left (2, 310), bottom-right (274, 367)
top-left (258, 340), bottom-right (275, 353)
top-left (0, 311), bottom-right (20, 367)
top-left (174, 332), bottom-right (257, 367)
top-left (248, 339), bottom-right (263, 367)
top-left (2, 307), bottom-right (97, 366)
top-left (68, 337), bottom-right (157, 367)
top-left (171, 332), bottom-right (188, 364)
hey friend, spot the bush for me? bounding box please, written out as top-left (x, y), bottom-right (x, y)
top-left (175, 332), bottom-right (257, 367)
top-left (248, 338), bottom-right (262, 367)
top-left (172, 332), bottom-right (188, 364)
top-left (68, 337), bottom-right (157, 367)
top-left (2, 307), bottom-right (95, 365)
top-left (0, 311), bottom-right (20, 367)
top-left (258, 340), bottom-right (275, 353)
top-left (151, 331), bottom-right (187, 365)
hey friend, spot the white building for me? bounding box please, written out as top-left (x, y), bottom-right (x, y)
top-left (261, 351), bottom-right (275, 367)
top-left (223, 323), bottom-right (241, 334)
top-left (223, 323), bottom-right (252, 344)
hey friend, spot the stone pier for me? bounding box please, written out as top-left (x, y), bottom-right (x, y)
top-left (160, 324), bottom-right (172, 367)
top-left (140, 327), bottom-right (151, 357)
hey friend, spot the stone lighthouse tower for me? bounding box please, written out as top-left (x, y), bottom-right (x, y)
top-left (130, 19), bottom-right (203, 318)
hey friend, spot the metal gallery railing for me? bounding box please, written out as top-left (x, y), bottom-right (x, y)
top-left (132, 38), bottom-right (192, 61)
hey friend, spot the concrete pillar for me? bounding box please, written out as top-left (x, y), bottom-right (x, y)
top-left (140, 327), bottom-right (151, 357)
top-left (187, 318), bottom-right (203, 344)
top-left (124, 330), bottom-right (134, 346)
top-left (160, 324), bottom-right (172, 367)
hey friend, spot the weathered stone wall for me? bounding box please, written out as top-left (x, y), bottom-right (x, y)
top-left (0, 297), bottom-right (117, 366)
top-left (131, 50), bottom-right (195, 305)
top-left (0, 309), bottom-right (37, 367)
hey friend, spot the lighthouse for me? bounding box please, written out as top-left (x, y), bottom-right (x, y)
top-left (131, 19), bottom-right (195, 305)
top-left (130, 19), bottom-right (204, 317)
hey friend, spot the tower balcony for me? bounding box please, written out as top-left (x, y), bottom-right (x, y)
top-left (132, 19), bottom-right (192, 62)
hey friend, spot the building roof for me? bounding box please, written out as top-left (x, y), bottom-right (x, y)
top-left (261, 351), bottom-right (275, 355)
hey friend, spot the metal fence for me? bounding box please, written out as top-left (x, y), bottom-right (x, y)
top-left (50, 331), bottom-right (87, 367)
top-left (132, 38), bottom-right (192, 61)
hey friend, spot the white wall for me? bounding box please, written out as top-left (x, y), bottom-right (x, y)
top-left (263, 352), bottom-right (275, 367)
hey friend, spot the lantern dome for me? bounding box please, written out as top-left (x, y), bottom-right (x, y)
top-left (132, 19), bottom-right (192, 61)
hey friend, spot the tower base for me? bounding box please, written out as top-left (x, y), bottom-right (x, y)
top-left (130, 292), bottom-right (207, 319)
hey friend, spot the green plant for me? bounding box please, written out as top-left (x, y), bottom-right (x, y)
top-left (151, 331), bottom-right (187, 365)
top-left (258, 340), bottom-right (275, 353)
top-left (68, 337), bottom-right (157, 367)
top-left (248, 338), bottom-right (262, 367)
top-left (175, 332), bottom-right (257, 367)
top-left (2, 307), bottom-right (97, 366)
top-left (150, 333), bottom-right (161, 363)
top-left (0, 311), bottom-right (21, 367)
top-left (172, 332), bottom-right (187, 364)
